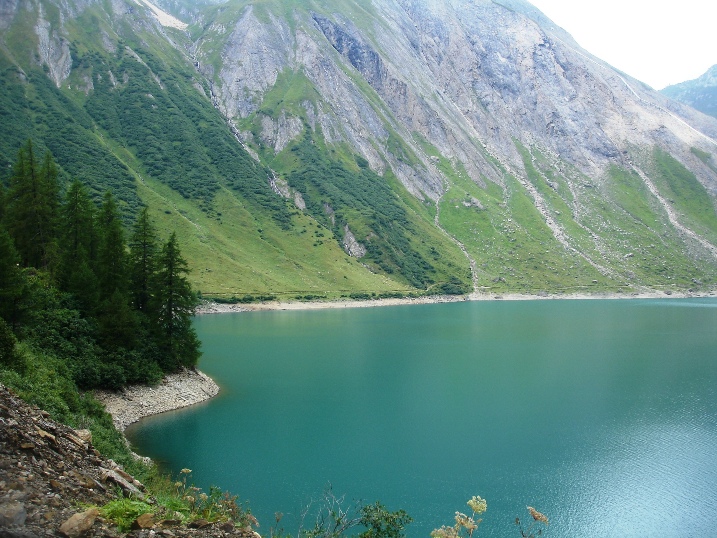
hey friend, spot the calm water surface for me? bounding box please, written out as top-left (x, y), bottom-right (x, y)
top-left (128, 299), bottom-right (717, 537)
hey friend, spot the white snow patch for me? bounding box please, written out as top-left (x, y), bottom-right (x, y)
top-left (134, 0), bottom-right (188, 30)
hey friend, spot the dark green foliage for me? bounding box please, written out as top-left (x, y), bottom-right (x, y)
top-left (359, 502), bottom-right (413, 538)
top-left (0, 225), bottom-right (24, 325)
top-left (150, 233), bottom-right (201, 371)
top-left (0, 318), bottom-right (25, 374)
top-left (3, 140), bottom-right (60, 269)
top-left (79, 46), bottom-right (291, 225)
top-left (287, 131), bottom-right (435, 288)
top-left (58, 180), bottom-right (99, 311)
top-left (0, 65), bottom-right (140, 215)
top-left (96, 191), bottom-right (129, 297)
top-left (0, 149), bottom-right (198, 389)
top-left (129, 207), bottom-right (158, 313)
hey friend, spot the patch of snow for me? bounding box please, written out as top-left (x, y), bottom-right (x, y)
top-left (134, 0), bottom-right (187, 30)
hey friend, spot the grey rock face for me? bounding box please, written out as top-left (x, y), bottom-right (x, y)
top-left (343, 225), bottom-right (367, 258)
top-left (34, 4), bottom-right (72, 87)
top-left (194, 0), bottom-right (717, 201)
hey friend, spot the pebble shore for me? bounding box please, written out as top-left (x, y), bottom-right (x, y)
top-left (95, 368), bottom-right (220, 432)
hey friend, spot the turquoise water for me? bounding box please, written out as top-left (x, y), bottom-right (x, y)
top-left (127, 299), bottom-right (717, 537)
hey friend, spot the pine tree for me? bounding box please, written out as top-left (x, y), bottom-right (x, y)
top-left (151, 232), bottom-right (200, 370)
top-left (129, 207), bottom-right (158, 314)
top-left (3, 141), bottom-right (60, 269)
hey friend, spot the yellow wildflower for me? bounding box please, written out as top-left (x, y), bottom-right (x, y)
top-left (467, 496), bottom-right (487, 515)
top-left (527, 506), bottom-right (548, 524)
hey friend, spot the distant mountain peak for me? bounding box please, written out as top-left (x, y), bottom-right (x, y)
top-left (662, 64), bottom-right (717, 119)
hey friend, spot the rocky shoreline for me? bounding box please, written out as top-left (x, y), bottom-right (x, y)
top-left (95, 368), bottom-right (220, 433)
top-left (0, 384), bottom-right (262, 538)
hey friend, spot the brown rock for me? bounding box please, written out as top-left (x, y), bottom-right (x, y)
top-left (74, 429), bottom-right (92, 444)
top-left (0, 501), bottom-right (27, 526)
top-left (219, 521), bottom-right (235, 532)
top-left (35, 428), bottom-right (56, 445)
top-left (158, 519), bottom-right (182, 527)
top-left (58, 507), bottom-right (99, 537)
top-left (187, 518), bottom-right (211, 529)
top-left (65, 433), bottom-right (88, 450)
top-left (131, 512), bottom-right (155, 530)
top-left (69, 471), bottom-right (95, 489)
top-left (99, 468), bottom-right (145, 500)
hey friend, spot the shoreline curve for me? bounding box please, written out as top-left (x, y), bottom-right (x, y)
top-left (95, 368), bottom-right (220, 433)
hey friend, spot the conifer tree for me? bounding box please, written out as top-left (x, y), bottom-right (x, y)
top-left (0, 181), bottom-right (6, 223)
top-left (129, 207), bottom-right (158, 314)
top-left (58, 180), bottom-right (99, 312)
top-left (151, 232), bottom-right (200, 370)
top-left (3, 140), bottom-right (60, 269)
top-left (0, 225), bottom-right (24, 326)
top-left (95, 191), bottom-right (128, 298)
top-left (95, 191), bottom-right (136, 349)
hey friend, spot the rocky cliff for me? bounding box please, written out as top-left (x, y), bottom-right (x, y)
top-left (195, 0), bottom-right (717, 195)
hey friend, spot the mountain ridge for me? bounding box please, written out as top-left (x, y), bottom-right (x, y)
top-left (2, 0), bottom-right (717, 297)
top-left (662, 64), bottom-right (717, 120)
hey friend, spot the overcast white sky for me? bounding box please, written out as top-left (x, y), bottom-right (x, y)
top-left (527, 0), bottom-right (716, 90)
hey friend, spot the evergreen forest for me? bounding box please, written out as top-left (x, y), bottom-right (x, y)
top-left (0, 140), bottom-right (201, 393)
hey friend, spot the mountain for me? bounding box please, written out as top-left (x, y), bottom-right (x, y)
top-left (662, 65), bottom-right (717, 119)
top-left (2, 0), bottom-right (717, 298)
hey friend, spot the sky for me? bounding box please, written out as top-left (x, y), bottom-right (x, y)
top-left (527, 0), bottom-right (717, 90)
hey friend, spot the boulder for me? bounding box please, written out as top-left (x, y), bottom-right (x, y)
top-left (58, 508), bottom-right (99, 537)
top-left (131, 512), bottom-right (155, 530)
top-left (0, 501), bottom-right (27, 526)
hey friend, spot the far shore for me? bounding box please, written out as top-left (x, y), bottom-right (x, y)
top-left (97, 289), bottom-right (716, 455)
top-left (97, 289), bottom-right (716, 431)
top-left (197, 289), bottom-right (717, 314)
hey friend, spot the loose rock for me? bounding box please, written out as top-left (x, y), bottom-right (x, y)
top-left (58, 508), bottom-right (99, 537)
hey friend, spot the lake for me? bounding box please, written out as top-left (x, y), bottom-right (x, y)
top-left (127, 298), bottom-right (717, 537)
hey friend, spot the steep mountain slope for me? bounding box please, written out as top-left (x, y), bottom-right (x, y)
top-left (2, 0), bottom-right (717, 296)
top-left (191, 0), bottom-right (717, 293)
top-left (0, 0), bottom-right (470, 298)
top-left (662, 64), bottom-right (717, 119)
